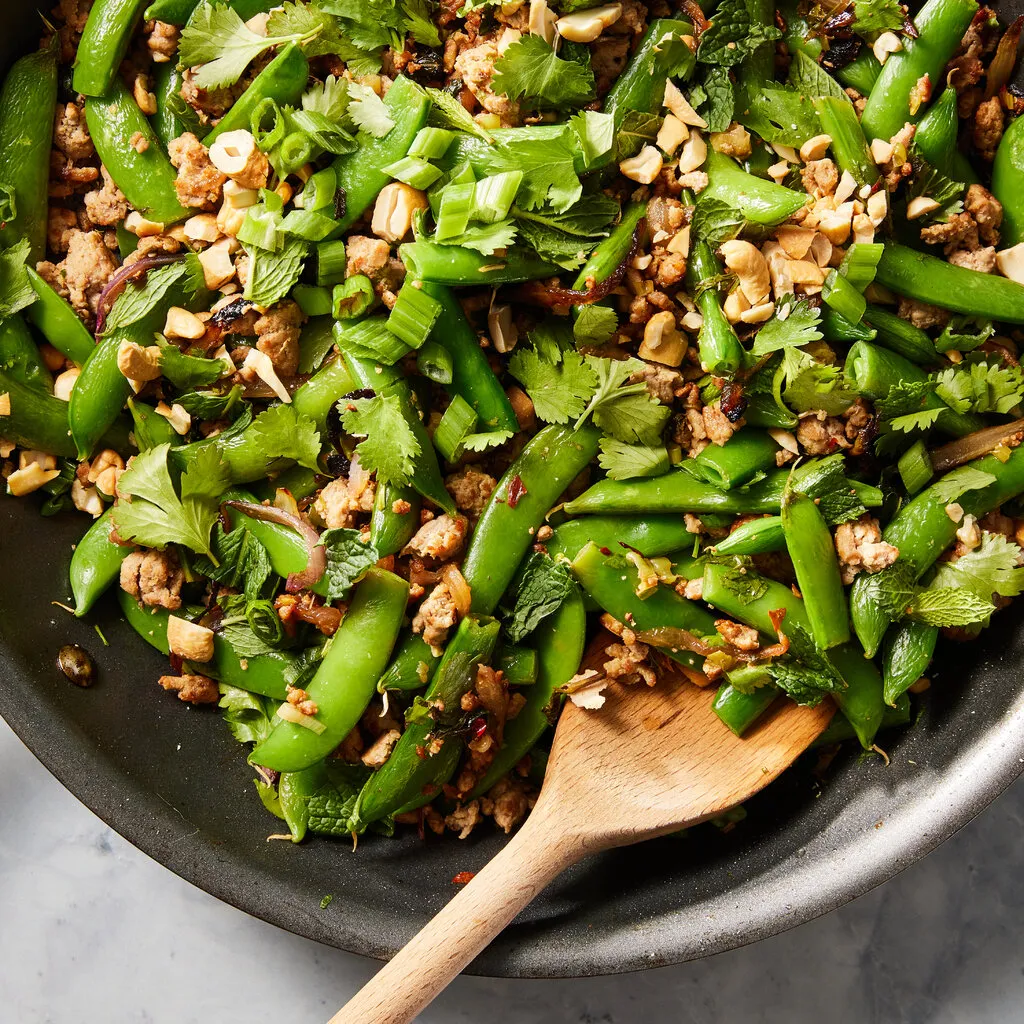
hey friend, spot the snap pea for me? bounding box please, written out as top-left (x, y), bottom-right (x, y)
top-left (462, 423), bottom-right (602, 615)
top-left (342, 351), bottom-right (455, 513)
top-left (571, 201), bottom-right (647, 292)
top-left (711, 515), bottom-right (785, 555)
top-left (603, 19), bottom-right (695, 122)
top-left (204, 43), bottom-right (309, 144)
top-left (861, 304), bottom-right (941, 366)
top-left (915, 87), bottom-right (979, 185)
top-left (712, 682), bottom-right (778, 737)
top-left (850, 447), bottom-right (1024, 655)
top-left (25, 268), bottom-right (95, 366)
top-left (702, 562), bottom-right (885, 747)
top-left (129, 398), bottom-right (180, 451)
top-left (811, 692), bottom-right (911, 747)
top-left (73, 0), bottom-right (147, 97)
top-left (468, 590), bottom-right (586, 799)
top-left (117, 588), bottom-right (293, 700)
top-left (370, 480), bottom-right (420, 557)
top-left (151, 63), bottom-right (203, 151)
top-left (71, 508), bottom-right (129, 616)
top-left (819, 305), bottom-right (878, 344)
top-left (0, 43), bottom-right (58, 261)
top-left (290, 354), bottom-right (357, 432)
top-left (861, 0), bottom-right (979, 142)
top-left (0, 367), bottom-right (75, 457)
top-left (781, 489), bottom-right (850, 649)
top-left (68, 335), bottom-right (132, 461)
top-left (571, 542), bottom-right (716, 665)
top-left (835, 48), bottom-right (881, 94)
top-left (0, 315), bottom-right (51, 393)
top-left (544, 514), bottom-right (695, 561)
top-left (993, 113), bottom-right (1024, 247)
top-left (495, 644), bottom-right (539, 687)
top-left (250, 568), bottom-right (409, 772)
top-left (355, 616), bottom-right (501, 824)
top-left (85, 77), bottom-right (190, 224)
top-left (845, 341), bottom-right (983, 437)
top-left (686, 430), bottom-right (781, 490)
top-left (685, 231), bottom-right (745, 375)
top-left (702, 149), bottom-right (808, 225)
top-left (418, 282), bottom-right (518, 433)
top-left (882, 619), bottom-right (938, 706)
top-left (398, 242), bottom-right (560, 286)
top-left (814, 97), bottom-right (878, 186)
top-left (146, 0), bottom-right (272, 25)
top-left (377, 633), bottom-right (440, 693)
top-left (251, 465), bottom-right (321, 503)
top-left (332, 75), bottom-right (430, 232)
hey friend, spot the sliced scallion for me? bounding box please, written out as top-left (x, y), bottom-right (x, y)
top-left (280, 207), bottom-right (338, 242)
top-left (316, 240), bottom-right (347, 287)
top-left (823, 268), bottom-right (866, 326)
top-left (416, 339), bottom-right (454, 385)
top-left (409, 126), bottom-right (456, 160)
top-left (897, 438), bottom-right (934, 494)
top-left (292, 284), bottom-right (333, 317)
top-left (434, 394), bottom-right (478, 462)
top-left (840, 243), bottom-right (884, 293)
top-left (383, 156), bottom-right (442, 190)
top-left (386, 282), bottom-right (442, 348)
top-left (332, 275), bottom-right (376, 321)
top-left (435, 180), bottom-right (475, 240)
top-left (300, 166), bottom-right (337, 212)
top-left (250, 97), bottom-right (285, 152)
top-left (334, 315), bottom-right (411, 365)
top-left (473, 171), bottom-right (523, 224)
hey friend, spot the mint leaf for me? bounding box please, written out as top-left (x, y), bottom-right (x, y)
top-left (769, 620), bottom-right (846, 705)
top-left (935, 316), bottom-right (994, 354)
top-left (697, 0), bottom-right (781, 66)
top-left (103, 256), bottom-right (204, 336)
top-left (156, 336), bottom-right (226, 390)
top-left (192, 522), bottom-right (272, 600)
top-left (787, 50), bottom-right (849, 103)
top-left (506, 552), bottom-right (577, 643)
top-left (493, 35), bottom-right (595, 108)
top-left (692, 196), bottom-right (746, 248)
top-left (244, 236), bottom-right (308, 306)
top-left (319, 528), bottom-right (380, 601)
top-left (0, 238), bottom-right (35, 320)
top-left (694, 65), bottom-right (735, 133)
top-left (615, 110), bottom-right (661, 160)
top-left (907, 587), bottom-right (995, 627)
top-left (793, 453), bottom-right (867, 525)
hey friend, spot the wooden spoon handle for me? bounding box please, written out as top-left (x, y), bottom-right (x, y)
top-left (328, 811), bottom-right (585, 1024)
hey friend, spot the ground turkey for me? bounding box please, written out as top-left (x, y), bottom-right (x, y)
top-left (36, 229), bottom-right (118, 325)
top-left (168, 133), bottom-right (226, 210)
top-left (453, 39), bottom-right (520, 126)
top-left (53, 101), bottom-right (94, 161)
top-left (158, 673), bottom-right (219, 704)
top-left (402, 514), bottom-right (468, 561)
top-left (120, 549), bottom-right (185, 610)
top-left (253, 300), bottom-right (304, 377)
top-left (313, 467), bottom-right (375, 529)
top-left (797, 414), bottom-right (848, 455)
top-left (83, 166), bottom-right (129, 227)
top-left (445, 467), bottom-right (497, 518)
top-left (412, 580), bottom-right (460, 648)
top-left (834, 515), bottom-right (900, 584)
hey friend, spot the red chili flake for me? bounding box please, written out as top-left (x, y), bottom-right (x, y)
top-left (470, 716), bottom-right (488, 740)
top-left (507, 474), bottom-right (527, 508)
top-left (452, 871), bottom-right (476, 885)
top-left (599, 546), bottom-right (612, 556)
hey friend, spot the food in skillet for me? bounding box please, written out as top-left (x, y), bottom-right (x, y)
top-left (1, 0), bottom-right (1023, 843)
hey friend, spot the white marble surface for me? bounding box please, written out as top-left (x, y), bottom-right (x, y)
top-left (1, 713), bottom-right (1022, 1024)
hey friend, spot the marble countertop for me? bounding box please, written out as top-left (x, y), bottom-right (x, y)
top-left (1, 714), bottom-right (1021, 1024)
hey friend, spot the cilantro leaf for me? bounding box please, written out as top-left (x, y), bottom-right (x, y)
top-left (508, 347), bottom-right (597, 424)
top-left (302, 75), bottom-right (349, 121)
top-left (218, 684), bottom-right (276, 746)
top-left (112, 444), bottom-right (229, 556)
top-left (493, 35), bottom-right (595, 108)
top-left (425, 87), bottom-right (494, 142)
top-left (319, 0), bottom-right (405, 53)
top-left (461, 429), bottom-right (514, 452)
top-left (340, 393), bottom-right (421, 486)
top-left (751, 297), bottom-right (823, 355)
top-left (476, 130), bottom-right (582, 213)
top-left (578, 356), bottom-right (670, 446)
top-left (319, 528), bottom-right (380, 601)
top-left (174, 385), bottom-right (244, 421)
top-left (573, 305), bottom-right (617, 347)
top-left (782, 348), bottom-right (858, 415)
top-left (0, 238), bottom-right (36, 320)
top-left (907, 587), bottom-right (995, 627)
top-left (402, 0), bottom-right (441, 44)
top-left (250, 404), bottom-right (323, 471)
top-left (930, 532), bottom-right (1024, 602)
top-left (597, 437), bottom-right (671, 480)
top-left (180, 4), bottom-right (316, 88)
top-left (570, 110), bottom-right (615, 167)
top-left (347, 82), bottom-right (395, 137)
top-left (266, 2), bottom-right (365, 61)
top-left (853, 0), bottom-right (907, 35)
top-left (244, 236), bottom-right (308, 306)
top-left (874, 379), bottom-right (937, 421)
top-left (929, 465), bottom-right (997, 503)
top-left (697, 0), bottom-right (781, 66)
top-left (435, 220), bottom-right (517, 255)
top-left (934, 360), bottom-right (1024, 416)
top-left (506, 553), bottom-right (577, 643)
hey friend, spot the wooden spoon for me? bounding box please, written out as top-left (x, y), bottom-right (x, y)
top-left (330, 639), bottom-right (834, 1024)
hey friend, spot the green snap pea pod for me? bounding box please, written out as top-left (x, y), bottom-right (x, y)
top-left (418, 282), bottom-right (518, 432)
top-left (571, 201), bottom-right (647, 291)
top-left (290, 355), bottom-right (357, 433)
top-left (69, 334), bottom-right (130, 460)
top-left (686, 430), bottom-right (781, 490)
top-left (250, 568), bottom-right (409, 772)
top-left (398, 242), bottom-right (560, 286)
top-left (781, 489), bottom-right (850, 649)
top-left (813, 97), bottom-right (879, 186)
top-left (882, 619), bottom-right (938, 706)
top-left (0, 316), bottom-right (51, 393)
top-left (686, 234), bottom-right (745, 375)
top-left (850, 447), bottom-right (1024, 655)
top-left (356, 616), bottom-right (501, 824)
top-left (377, 633), bottom-right (440, 692)
top-left (812, 692), bottom-right (911, 747)
top-left (702, 562), bottom-right (885, 747)
top-left (204, 43), bottom-right (309, 144)
top-left (85, 78), bottom-right (190, 224)
top-left (544, 514), bottom-right (695, 561)
top-left (915, 87), bottom-right (979, 185)
top-left (993, 114), bottom-right (1024, 247)
top-left (332, 75), bottom-right (430, 232)
top-left (468, 590), bottom-right (585, 800)
top-left (835, 48), bottom-right (882, 94)
top-left (779, 0), bottom-right (822, 60)
top-left (819, 305), bottom-right (877, 344)
top-left (343, 351), bottom-right (455, 513)
top-left (117, 589), bottom-right (293, 700)
top-left (73, 0), bottom-right (147, 97)
top-left (861, 304), bottom-right (941, 366)
top-left (845, 341), bottom-right (983, 437)
top-left (146, 0), bottom-right (273, 24)
top-left (298, 316), bottom-right (337, 375)
top-left (702, 150), bottom-right (808, 225)
top-left (462, 423), bottom-right (602, 615)
top-left (571, 542), bottom-right (715, 666)
top-left (603, 19), bottom-right (695, 120)
top-left (496, 645), bottom-right (539, 687)
top-left (130, 398), bottom-right (181, 451)
top-left (25, 268), bottom-right (95, 366)
top-left (251, 465), bottom-right (321, 503)
top-left (151, 63), bottom-right (203, 151)
top-left (711, 515), bottom-right (785, 556)
top-left (861, 0), bottom-right (978, 142)
top-left (0, 43), bottom-right (58, 261)
top-left (370, 480), bottom-right (420, 557)
top-left (70, 508), bottom-right (129, 616)
top-left (712, 683), bottom-right (778, 737)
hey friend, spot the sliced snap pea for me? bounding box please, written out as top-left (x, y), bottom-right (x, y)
top-left (250, 568), bottom-right (410, 772)
top-left (25, 268), bottom-right (96, 366)
top-left (151, 63), bottom-right (203, 151)
top-left (702, 149), bottom-right (808, 225)
top-left (370, 480), bottom-right (420, 558)
top-left (398, 242), bottom-right (560, 286)
top-left (711, 515), bottom-right (785, 556)
top-left (712, 683), bottom-right (779, 737)
top-left (685, 430), bottom-right (781, 490)
top-left (71, 508), bottom-right (130, 616)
